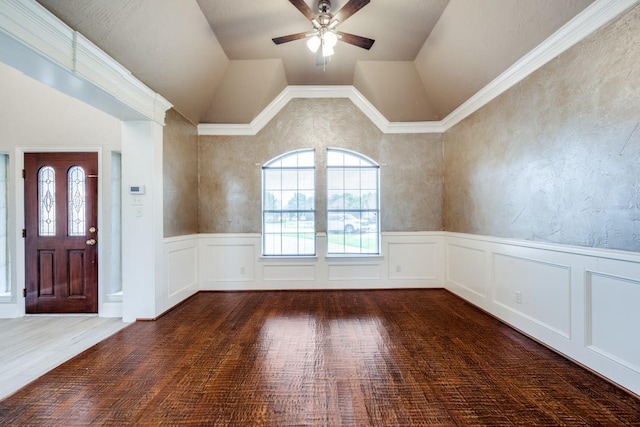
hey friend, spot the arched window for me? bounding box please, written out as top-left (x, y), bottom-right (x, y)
top-left (38, 166), bottom-right (56, 236)
top-left (262, 149), bottom-right (315, 256)
top-left (327, 148), bottom-right (380, 255)
top-left (68, 166), bottom-right (86, 236)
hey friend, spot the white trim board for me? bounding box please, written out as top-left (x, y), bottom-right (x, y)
top-left (0, 0), bottom-right (172, 125)
top-left (198, 0), bottom-right (638, 136)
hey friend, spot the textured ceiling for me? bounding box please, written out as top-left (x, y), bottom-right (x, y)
top-left (36, 0), bottom-right (594, 124)
top-left (197, 0), bottom-right (450, 85)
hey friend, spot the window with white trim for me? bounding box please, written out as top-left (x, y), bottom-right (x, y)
top-left (262, 149), bottom-right (315, 256)
top-left (326, 148), bottom-right (380, 255)
top-left (0, 154), bottom-right (9, 298)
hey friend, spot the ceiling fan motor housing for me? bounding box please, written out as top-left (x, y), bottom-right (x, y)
top-left (318, 0), bottom-right (332, 14)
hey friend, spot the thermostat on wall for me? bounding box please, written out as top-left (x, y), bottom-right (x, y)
top-left (129, 185), bottom-right (145, 195)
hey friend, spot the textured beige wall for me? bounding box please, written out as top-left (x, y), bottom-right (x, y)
top-left (163, 109), bottom-right (199, 237)
top-left (199, 98), bottom-right (443, 233)
top-left (443, 5), bottom-right (640, 251)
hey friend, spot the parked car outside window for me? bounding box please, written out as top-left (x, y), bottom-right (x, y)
top-left (328, 213), bottom-right (363, 233)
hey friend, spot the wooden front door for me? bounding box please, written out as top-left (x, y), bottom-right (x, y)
top-left (24, 152), bottom-right (98, 313)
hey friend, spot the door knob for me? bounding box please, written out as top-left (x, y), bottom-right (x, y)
top-left (86, 239), bottom-right (97, 246)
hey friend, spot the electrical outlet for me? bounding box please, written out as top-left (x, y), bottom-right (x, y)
top-left (240, 266), bottom-right (246, 275)
top-left (395, 265), bottom-right (401, 273)
top-left (515, 291), bottom-right (522, 304)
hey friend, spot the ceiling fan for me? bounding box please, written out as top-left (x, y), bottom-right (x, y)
top-left (272, 0), bottom-right (375, 64)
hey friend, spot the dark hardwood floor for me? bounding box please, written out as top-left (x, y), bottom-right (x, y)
top-left (1, 290), bottom-right (638, 426)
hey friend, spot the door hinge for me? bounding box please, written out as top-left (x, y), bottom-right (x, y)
top-left (23, 288), bottom-right (26, 298)
top-left (22, 169), bottom-right (26, 179)
top-left (22, 229), bottom-right (26, 238)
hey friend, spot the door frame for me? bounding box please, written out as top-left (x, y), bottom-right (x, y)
top-left (14, 146), bottom-right (106, 316)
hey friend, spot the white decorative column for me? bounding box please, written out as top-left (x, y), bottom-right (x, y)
top-left (121, 121), bottom-right (165, 322)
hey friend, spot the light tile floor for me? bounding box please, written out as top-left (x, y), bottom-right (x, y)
top-left (0, 316), bottom-right (131, 400)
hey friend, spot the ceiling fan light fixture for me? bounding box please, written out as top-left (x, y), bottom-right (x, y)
top-left (273, 0), bottom-right (375, 64)
top-left (322, 43), bottom-right (335, 57)
top-left (323, 31), bottom-right (338, 48)
top-left (307, 35), bottom-right (321, 53)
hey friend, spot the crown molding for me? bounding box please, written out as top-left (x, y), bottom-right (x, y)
top-left (0, 0), bottom-right (633, 131)
top-left (0, 0), bottom-right (172, 124)
top-left (440, 0), bottom-right (639, 131)
top-left (199, 0), bottom-right (636, 136)
top-left (198, 86), bottom-right (446, 136)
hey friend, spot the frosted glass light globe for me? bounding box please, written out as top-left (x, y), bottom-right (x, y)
top-left (306, 36), bottom-right (321, 53)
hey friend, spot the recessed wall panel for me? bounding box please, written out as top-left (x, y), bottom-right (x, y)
top-left (203, 244), bottom-right (254, 282)
top-left (493, 253), bottom-right (570, 337)
top-left (263, 265), bottom-right (316, 282)
top-left (168, 246), bottom-right (197, 295)
top-left (328, 264), bottom-right (380, 281)
top-left (388, 242), bottom-right (437, 279)
top-left (446, 243), bottom-right (485, 296)
top-left (587, 272), bottom-right (640, 372)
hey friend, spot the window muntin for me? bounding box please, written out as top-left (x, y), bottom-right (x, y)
top-left (262, 149), bottom-right (315, 256)
top-left (327, 148), bottom-right (380, 255)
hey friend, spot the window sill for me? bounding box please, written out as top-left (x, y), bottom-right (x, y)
top-left (325, 254), bottom-right (384, 260)
top-left (260, 255), bottom-right (319, 261)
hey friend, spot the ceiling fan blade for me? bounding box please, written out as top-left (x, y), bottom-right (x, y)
top-left (272, 32), bottom-right (308, 45)
top-left (289, 0), bottom-right (316, 20)
top-left (336, 31), bottom-right (375, 50)
top-left (332, 0), bottom-right (370, 24)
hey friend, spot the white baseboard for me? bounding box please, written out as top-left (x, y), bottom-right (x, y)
top-left (0, 303), bottom-right (21, 318)
top-left (99, 302), bottom-right (123, 318)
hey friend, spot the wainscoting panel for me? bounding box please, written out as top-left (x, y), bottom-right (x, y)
top-left (327, 263), bottom-right (381, 281)
top-left (444, 232), bottom-right (640, 397)
top-left (161, 236), bottom-right (199, 315)
top-left (446, 242), bottom-right (487, 298)
top-left (388, 241), bottom-right (438, 280)
top-left (493, 253), bottom-right (571, 338)
top-left (167, 245), bottom-right (197, 296)
top-left (263, 264), bottom-right (316, 282)
top-left (200, 236), bottom-right (257, 285)
top-left (586, 269), bottom-right (640, 374)
top-left (196, 232), bottom-right (443, 290)
top-left (163, 232), bottom-right (640, 395)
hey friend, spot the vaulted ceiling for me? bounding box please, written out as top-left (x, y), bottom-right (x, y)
top-left (36, 0), bottom-right (594, 124)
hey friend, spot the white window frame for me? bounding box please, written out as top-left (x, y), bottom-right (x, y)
top-left (326, 148), bottom-right (380, 255)
top-left (0, 154), bottom-right (10, 298)
top-left (262, 149), bottom-right (316, 256)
